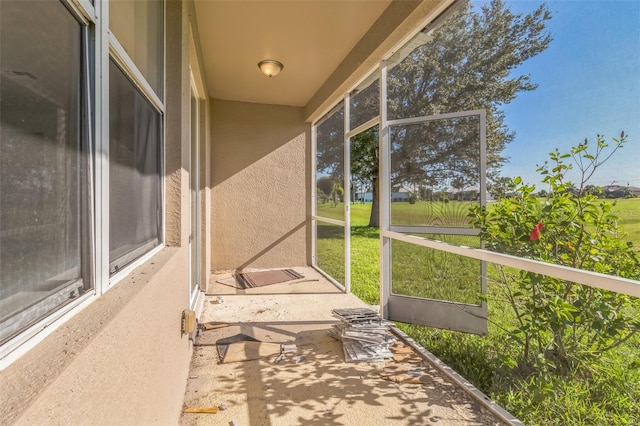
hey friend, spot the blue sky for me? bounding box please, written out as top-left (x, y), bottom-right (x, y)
top-left (490, 0), bottom-right (640, 188)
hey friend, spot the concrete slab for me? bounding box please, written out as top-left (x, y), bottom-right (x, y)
top-left (181, 267), bottom-right (509, 426)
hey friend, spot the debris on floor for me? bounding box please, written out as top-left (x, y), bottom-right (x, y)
top-left (281, 344), bottom-right (297, 353)
top-left (182, 268), bottom-right (514, 426)
top-left (329, 308), bottom-right (395, 362)
top-left (379, 342), bottom-right (431, 384)
top-left (331, 308), bottom-right (382, 324)
top-left (199, 321), bottom-right (229, 331)
top-left (380, 363), bottom-right (430, 384)
top-left (210, 296), bottom-right (224, 304)
top-left (389, 342), bottom-right (423, 364)
top-left (183, 407), bottom-right (219, 414)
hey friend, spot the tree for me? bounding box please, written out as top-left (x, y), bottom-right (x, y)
top-left (488, 176), bottom-right (515, 200)
top-left (316, 176), bottom-right (335, 201)
top-left (451, 175), bottom-right (467, 201)
top-left (318, 0), bottom-right (552, 227)
top-left (316, 176), bottom-right (343, 207)
top-left (582, 185), bottom-right (600, 197)
top-left (330, 181), bottom-right (344, 206)
top-left (351, 128), bottom-right (380, 226)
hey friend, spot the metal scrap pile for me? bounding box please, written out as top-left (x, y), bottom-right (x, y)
top-left (328, 308), bottom-right (396, 362)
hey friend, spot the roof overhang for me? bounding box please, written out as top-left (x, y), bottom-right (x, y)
top-left (193, 0), bottom-right (455, 121)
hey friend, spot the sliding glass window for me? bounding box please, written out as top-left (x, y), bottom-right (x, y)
top-left (108, 60), bottom-right (162, 274)
top-left (0, 0), bottom-right (92, 344)
top-left (108, 0), bottom-right (164, 274)
top-left (109, 0), bottom-right (164, 97)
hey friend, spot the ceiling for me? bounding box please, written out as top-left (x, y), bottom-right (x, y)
top-left (194, 0), bottom-right (393, 108)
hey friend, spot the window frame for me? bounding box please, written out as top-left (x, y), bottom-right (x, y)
top-left (189, 74), bottom-right (201, 307)
top-left (0, 0), bottom-right (98, 362)
top-left (105, 1), bottom-right (166, 288)
top-left (107, 57), bottom-right (163, 276)
top-left (0, 0), bottom-right (169, 366)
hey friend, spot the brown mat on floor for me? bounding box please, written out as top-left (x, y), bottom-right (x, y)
top-left (234, 269), bottom-right (304, 289)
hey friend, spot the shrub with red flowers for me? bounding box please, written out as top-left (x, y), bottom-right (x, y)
top-left (469, 133), bottom-right (640, 374)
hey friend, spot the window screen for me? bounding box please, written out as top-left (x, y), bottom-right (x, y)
top-left (316, 105), bottom-right (345, 221)
top-left (349, 74), bottom-right (379, 131)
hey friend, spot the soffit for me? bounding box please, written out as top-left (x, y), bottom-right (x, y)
top-left (194, 0), bottom-right (392, 107)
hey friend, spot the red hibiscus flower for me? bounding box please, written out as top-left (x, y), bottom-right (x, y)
top-left (530, 222), bottom-right (544, 241)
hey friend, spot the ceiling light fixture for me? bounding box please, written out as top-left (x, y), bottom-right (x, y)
top-left (258, 60), bottom-right (284, 77)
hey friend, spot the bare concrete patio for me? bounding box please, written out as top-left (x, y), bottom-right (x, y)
top-left (180, 267), bottom-right (513, 425)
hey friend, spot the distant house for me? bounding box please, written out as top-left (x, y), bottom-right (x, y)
top-left (602, 185), bottom-right (640, 198)
top-left (446, 186), bottom-right (480, 201)
top-left (355, 189), bottom-right (410, 202)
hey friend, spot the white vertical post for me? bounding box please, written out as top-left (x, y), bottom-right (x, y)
top-left (82, 24), bottom-right (96, 296)
top-left (379, 61), bottom-right (391, 318)
top-left (188, 79), bottom-right (200, 308)
top-left (95, 0), bottom-right (110, 295)
top-left (343, 94), bottom-right (351, 294)
top-left (479, 109), bottom-right (488, 303)
top-left (311, 123), bottom-right (318, 267)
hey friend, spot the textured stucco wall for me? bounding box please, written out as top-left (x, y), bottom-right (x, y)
top-left (165, 0), bottom-right (191, 248)
top-left (211, 100), bottom-right (309, 270)
top-left (0, 1), bottom-right (207, 424)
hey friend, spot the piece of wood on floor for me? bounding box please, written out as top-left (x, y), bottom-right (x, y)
top-left (183, 407), bottom-right (219, 414)
top-left (200, 321), bottom-right (229, 331)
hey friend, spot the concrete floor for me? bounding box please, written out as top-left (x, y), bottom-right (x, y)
top-left (180, 267), bottom-right (511, 426)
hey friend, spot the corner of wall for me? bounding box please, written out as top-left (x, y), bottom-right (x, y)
top-left (164, 0), bottom-right (190, 248)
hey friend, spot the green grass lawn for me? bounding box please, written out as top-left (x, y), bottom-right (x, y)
top-left (612, 198), bottom-right (640, 248)
top-left (316, 198), bottom-right (640, 425)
